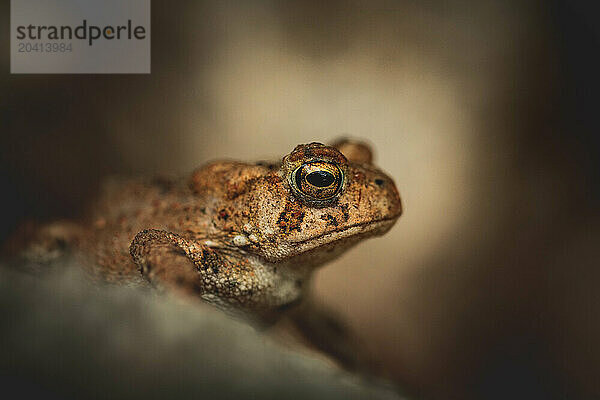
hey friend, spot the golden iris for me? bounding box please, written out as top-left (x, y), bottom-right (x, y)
top-left (293, 161), bottom-right (343, 201)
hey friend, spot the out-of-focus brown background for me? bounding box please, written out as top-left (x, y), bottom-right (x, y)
top-left (1, 1), bottom-right (598, 399)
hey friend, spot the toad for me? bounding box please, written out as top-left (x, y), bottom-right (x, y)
top-left (13, 139), bottom-right (402, 370)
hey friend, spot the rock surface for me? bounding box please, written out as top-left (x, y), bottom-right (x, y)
top-left (0, 257), bottom-right (404, 400)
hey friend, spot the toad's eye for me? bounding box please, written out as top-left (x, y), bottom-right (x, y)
top-left (293, 161), bottom-right (344, 202)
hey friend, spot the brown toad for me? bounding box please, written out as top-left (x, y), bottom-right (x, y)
top-left (19, 140), bottom-right (402, 309)
top-left (8, 140), bottom-right (402, 365)
top-left (11, 140), bottom-right (402, 368)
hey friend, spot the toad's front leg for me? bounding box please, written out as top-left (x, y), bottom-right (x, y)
top-left (129, 229), bottom-right (253, 311)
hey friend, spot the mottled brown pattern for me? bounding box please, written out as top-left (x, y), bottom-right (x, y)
top-left (278, 201), bottom-right (306, 234)
top-left (18, 139), bottom-right (402, 316)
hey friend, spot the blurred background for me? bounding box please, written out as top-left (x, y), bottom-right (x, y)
top-left (1, 0), bottom-right (599, 399)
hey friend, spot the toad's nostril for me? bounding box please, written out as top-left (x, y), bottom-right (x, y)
top-left (374, 178), bottom-right (385, 187)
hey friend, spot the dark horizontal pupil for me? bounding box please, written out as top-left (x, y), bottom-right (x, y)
top-left (306, 170), bottom-right (335, 187)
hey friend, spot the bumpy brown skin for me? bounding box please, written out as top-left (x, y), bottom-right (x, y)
top-left (22, 140), bottom-right (402, 320)
top-left (9, 140), bottom-right (402, 372)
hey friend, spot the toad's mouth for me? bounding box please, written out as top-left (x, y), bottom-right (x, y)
top-left (291, 216), bottom-right (399, 246)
